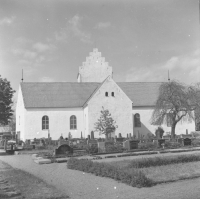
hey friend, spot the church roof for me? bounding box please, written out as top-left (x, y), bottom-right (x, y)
top-left (117, 82), bottom-right (162, 107)
top-left (20, 82), bottom-right (99, 108)
top-left (20, 82), bottom-right (162, 108)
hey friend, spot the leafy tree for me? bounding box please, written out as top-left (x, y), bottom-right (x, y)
top-left (0, 76), bottom-right (15, 125)
top-left (94, 107), bottom-right (118, 139)
top-left (151, 80), bottom-right (198, 140)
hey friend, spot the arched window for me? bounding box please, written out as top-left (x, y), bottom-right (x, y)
top-left (111, 92), bottom-right (114, 97)
top-left (134, 113), bottom-right (141, 127)
top-left (105, 92), bottom-right (108, 97)
top-left (42, 115), bottom-right (49, 130)
top-left (70, 115), bottom-right (77, 129)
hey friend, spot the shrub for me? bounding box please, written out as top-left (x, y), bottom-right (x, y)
top-left (164, 141), bottom-right (182, 149)
top-left (85, 144), bottom-right (98, 154)
top-left (192, 138), bottom-right (200, 147)
top-left (138, 142), bottom-right (157, 150)
top-left (67, 158), bottom-right (153, 187)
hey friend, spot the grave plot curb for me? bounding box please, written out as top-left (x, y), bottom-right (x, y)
top-left (34, 158), bottom-right (52, 164)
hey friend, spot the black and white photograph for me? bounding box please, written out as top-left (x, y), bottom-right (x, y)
top-left (0, 0), bottom-right (199, 198)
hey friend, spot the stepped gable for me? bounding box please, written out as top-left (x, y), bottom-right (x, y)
top-left (78, 48), bottom-right (112, 82)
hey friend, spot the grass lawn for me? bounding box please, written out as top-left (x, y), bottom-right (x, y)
top-left (137, 161), bottom-right (200, 183)
top-left (107, 154), bottom-right (200, 184)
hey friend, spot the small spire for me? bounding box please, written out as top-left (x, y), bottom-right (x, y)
top-left (21, 69), bottom-right (24, 82)
top-left (168, 70), bottom-right (170, 82)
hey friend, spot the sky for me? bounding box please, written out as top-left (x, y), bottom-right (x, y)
top-left (0, 0), bottom-right (199, 99)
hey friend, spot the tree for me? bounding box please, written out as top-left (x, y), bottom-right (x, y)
top-left (151, 80), bottom-right (198, 140)
top-left (94, 107), bottom-right (118, 139)
top-left (0, 76), bottom-right (15, 125)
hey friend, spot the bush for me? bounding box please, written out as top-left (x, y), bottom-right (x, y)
top-left (85, 144), bottom-right (98, 154)
top-left (192, 138), bottom-right (200, 147)
top-left (67, 158), bottom-right (153, 187)
top-left (138, 142), bottom-right (157, 150)
top-left (127, 154), bottom-right (200, 168)
top-left (164, 141), bottom-right (182, 149)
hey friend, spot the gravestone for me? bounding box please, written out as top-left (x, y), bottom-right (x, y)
top-left (114, 137), bottom-right (124, 143)
top-left (118, 133), bottom-right (122, 138)
top-left (58, 139), bottom-right (69, 146)
top-left (87, 139), bottom-right (97, 146)
top-left (98, 142), bottom-right (105, 153)
top-left (158, 139), bottom-right (165, 147)
top-left (123, 140), bottom-right (139, 150)
top-left (55, 144), bottom-right (73, 155)
top-left (183, 138), bottom-right (191, 146)
top-left (91, 131), bottom-right (94, 139)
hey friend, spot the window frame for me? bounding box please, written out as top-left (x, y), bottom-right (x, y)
top-left (134, 113), bottom-right (141, 127)
top-left (42, 115), bottom-right (49, 130)
top-left (70, 115), bottom-right (77, 130)
top-left (105, 92), bottom-right (108, 97)
top-left (111, 92), bottom-right (114, 97)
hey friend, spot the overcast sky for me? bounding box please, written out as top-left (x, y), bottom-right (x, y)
top-left (0, 0), bottom-right (199, 95)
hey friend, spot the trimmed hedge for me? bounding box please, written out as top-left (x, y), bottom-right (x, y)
top-left (128, 154), bottom-right (200, 168)
top-left (67, 158), bottom-right (153, 187)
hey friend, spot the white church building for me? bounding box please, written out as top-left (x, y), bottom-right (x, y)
top-left (16, 49), bottom-right (195, 141)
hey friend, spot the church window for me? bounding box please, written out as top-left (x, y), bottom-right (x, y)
top-left (134, 113), bottom-right (141, 127)
top-left (105, 92), bottom-right (108, 97)
top-left (70, 115), bottom-right (77, 129)
top-left (111, 92), bottom-right (114, 97)
top-left (42, 116), bottom-right (49, 130)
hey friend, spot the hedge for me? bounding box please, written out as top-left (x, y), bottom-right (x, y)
top-left (67, 158), bottom-right (153, 187)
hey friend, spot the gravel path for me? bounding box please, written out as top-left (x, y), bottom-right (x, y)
top-left (0, 153), bottom-right (200, 199)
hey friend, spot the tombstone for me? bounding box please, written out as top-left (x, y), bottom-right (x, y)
top-left (115, 137), bottom-right (124, 143)
top-left (183, 138), bottom-right (191, 146)
top-left (4, 139), bottom-right (7, 151)
top-left (58, 139), bottom-right (69, 146)
top-left (98, 142), bottom-right (105, 153)
top-left (127, 134), bottom-right (128, 138)
top-left (129, 133), bottom-right (132, 138)
top-left (88, 135), bottom-right (90, 140)
top-left (123, 140), bottom-right (139, 150)
top-left (55, 144), bottom-right (73, 155)
top-left (91, 131), bottom-right (94, 139)
top-left (158, 139), bottom-right (165, 147)
top-left (87, 139), bottom-right (97, 146)
top-left (118, 133), bottom-right (122, 138)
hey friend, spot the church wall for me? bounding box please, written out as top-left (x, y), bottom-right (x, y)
top-left (132, 107), bottom-right (195, 137)
top-left (87, 77), bottom-right (133, 138)
top-left (16, 86), bottom-right (25, 141)
top-left (23, 108), bottom-right (84, 141)
top-left (83, 106), bottom-right (89, 138)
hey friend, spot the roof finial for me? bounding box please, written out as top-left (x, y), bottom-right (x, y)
top-left (168, 70), bottom-right (170, 82)
top-left (21, 69), bottom-right (24, 82)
